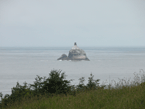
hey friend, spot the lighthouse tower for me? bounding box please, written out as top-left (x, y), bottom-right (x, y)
top-left (72, 42), bottom-right (79, 49)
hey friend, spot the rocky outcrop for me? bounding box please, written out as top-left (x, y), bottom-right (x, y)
top-left (57, 42), bottom-right (90, 61)
top-left (57, 54), bottom-right (68, 60)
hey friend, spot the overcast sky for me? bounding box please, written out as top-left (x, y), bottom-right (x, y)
top-left (0, 0), bottom-right (145, 47)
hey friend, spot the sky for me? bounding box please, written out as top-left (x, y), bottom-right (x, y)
top-left (0, 0), bottom-right (145, 47)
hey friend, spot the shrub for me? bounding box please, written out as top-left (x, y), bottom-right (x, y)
top-left (30, 70), bottom-right (73, 95)
top-left (76, 73), bottom-right (105, 92)
top-left (0, 70), bottom-right (104, 108)
top-left (0, 82), bottom-right (32, 108)
top-left (87, 73), bottom-right (100, 90)
top-left (0, 70), bottom-right (73, 107)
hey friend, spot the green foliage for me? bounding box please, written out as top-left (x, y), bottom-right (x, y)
top-left (76, 73), bottom-right (105, 92)
top-left (30, 75), bottom-right (44, 95)
top-left (5, 69), bottom-right (145, 109)
top-left (0, 92), bottom-right (3, 100)
top-left (42, 70), bottom-right (72, 95)
top-left (0, 70), bottom-right (73, 108)
top-left (30, 70), bottom-right (72, 95)
top-left (76, 77), bottom-right (86, 92)
top-left (2, 81), bottom-right (145, 109)
top-left (0, 82), bottom-right (32, 108)
top-left (87, 73), bottom-right (100, 89)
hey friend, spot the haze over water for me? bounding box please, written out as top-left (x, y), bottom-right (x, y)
top-left (0, 47), bottom-right (145, 96)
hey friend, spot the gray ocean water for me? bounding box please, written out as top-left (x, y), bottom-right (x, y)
top-left (0, 47), bottom-right (145, 96)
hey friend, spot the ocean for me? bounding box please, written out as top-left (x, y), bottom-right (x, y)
top-left (0, 47), bottom-right (145, 96)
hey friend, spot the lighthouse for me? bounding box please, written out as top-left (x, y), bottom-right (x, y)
top-left (72, 42), bottom-right (79, 49)
top-left (57, 42), bottom-right (90, 61)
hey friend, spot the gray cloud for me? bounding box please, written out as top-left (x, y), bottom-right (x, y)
top-left (0, 0), bottom-right (145, 47)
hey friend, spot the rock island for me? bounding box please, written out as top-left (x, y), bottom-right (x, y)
top-left (57, 42), bottom-right (90, 61)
